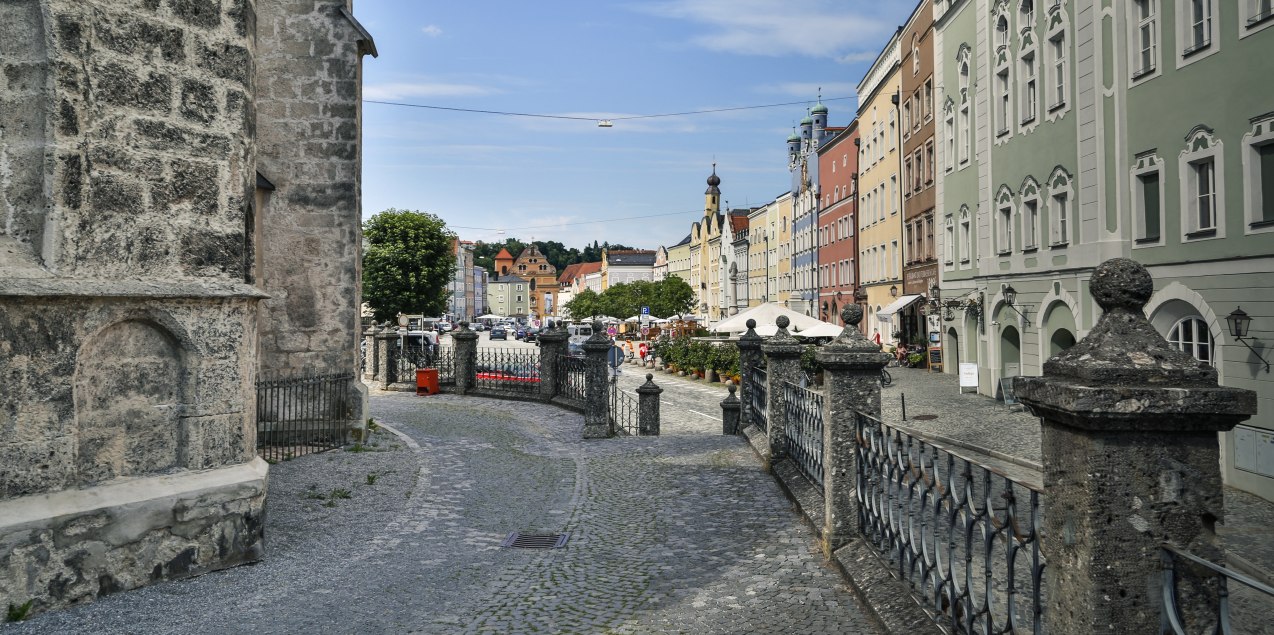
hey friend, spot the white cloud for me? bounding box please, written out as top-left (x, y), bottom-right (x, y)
top-left (420, 24), bottom-right (443, 37)
top-left (754, 82), bottom-right (857, 99)
top-left (363, 81), bottom-right (498, 100)
top-left (837, 50), bottom-right (882, 64)
top-left (632, 0), bottom-right (901, 59)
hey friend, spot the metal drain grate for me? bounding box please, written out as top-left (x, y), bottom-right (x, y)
top-left (501, 532), bottom-right (570, 549)
top-left (911, 414), bottom-right (939, 421)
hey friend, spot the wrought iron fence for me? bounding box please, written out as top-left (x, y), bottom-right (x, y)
top-left (609, 380), bottom-right (640, 436)
top-left (474, 347), bottom-right (541, 397)
top-left (557, 354), bottom-right (587, 404)
top-left (855, 411), bottom-right (1045, 634)
top-left (256, 373), bottom-right (353, 462)
top-left (1161, 543), bottom-right (1274, 634)
top-left (434, 346), bottom-right (455, 385)
top-left (749, 366), bottom-right (768, 431)
top-left (782, 381), bottom-right (824, 489)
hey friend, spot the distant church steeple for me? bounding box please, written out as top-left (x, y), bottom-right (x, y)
top-left (704, 163), bottom-right (721, 217)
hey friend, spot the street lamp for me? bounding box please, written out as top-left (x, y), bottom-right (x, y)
top-left (890, 285), bottom-right (899, 298)
top-left (1226, 306), bottom-right (1270, 372)
top-left (1001, 284), bottom-right (1031, 325)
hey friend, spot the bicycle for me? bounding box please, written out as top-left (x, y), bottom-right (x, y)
top-left (880, 368), bottom-right (892, 387)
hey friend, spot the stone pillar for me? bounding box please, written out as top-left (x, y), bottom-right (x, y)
top-left (761, 315), bottom-right (802, 468)
top-left (1014, 259), bottom-right (1256, 634)
top-left (537, 323), bottom-right (568, 403)
top-left (720, 384), bottom-right (741, 435)
top-left (736, 320), bottom-right (764, 429)
top-left (452, 322), bottom-right (479, 396)
top-left (363, 325), bottom-right (378, 381)
top-left (637, 374), bottom-right (663, 436)
top-left (374, 324), bottom-right (397, 386)
top-left (817, 305), bottom-right (890, 555)
top-left (582, 322), bottom-right (613, 439)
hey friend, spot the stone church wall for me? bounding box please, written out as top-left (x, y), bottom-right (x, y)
top-left (0, 0), bottom-right (267, 615)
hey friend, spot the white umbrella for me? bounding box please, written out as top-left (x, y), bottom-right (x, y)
top-left (624, 315), bottom-right (641, 322)
top-left (794, 322), bottom-right (848, 338)
top-left (711, 302), bottom-right (824, 334)
top-left (476, 313), bottom-right (504, 320)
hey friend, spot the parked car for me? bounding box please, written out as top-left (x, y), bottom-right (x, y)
top-left (471, 322), bottom-right (485, 332)
top-left (515, 326), bottom-right (528, 340)
top-left (523, 328), bottom-right (539, 343)
top-left (437, 321), bottom-right (453, 333)
top-left (489, 327), bottom-right (507, 341)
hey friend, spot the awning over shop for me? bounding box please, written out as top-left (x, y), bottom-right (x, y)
top-left (876, 295), bottom-right (924, 323)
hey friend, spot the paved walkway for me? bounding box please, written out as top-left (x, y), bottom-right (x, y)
top-left (8, 392), bottom-right (880, 634)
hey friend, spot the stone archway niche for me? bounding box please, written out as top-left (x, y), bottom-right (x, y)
top-left (75, 320), bottom-right (185, 486)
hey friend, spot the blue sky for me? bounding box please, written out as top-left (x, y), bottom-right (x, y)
top-left (358, 1), bottom-right (917, 250)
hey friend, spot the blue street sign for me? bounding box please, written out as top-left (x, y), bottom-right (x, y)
top-left (607, 345), bottom-right (625, 368)
top-left (641, 306), bottom-right (650, 315)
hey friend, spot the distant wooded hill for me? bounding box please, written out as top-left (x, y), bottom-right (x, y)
top-left (472, 239), bottom-right (637, 276)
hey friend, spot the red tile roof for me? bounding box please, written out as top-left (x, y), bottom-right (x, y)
top-left (557, 262), bottom-right (584, 284)
top-left (729, 215), bottom-right (748, 233)
top-left (495, 248), bottom-right (514, 260)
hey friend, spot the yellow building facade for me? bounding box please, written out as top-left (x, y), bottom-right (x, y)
top-left (856, 32), bottom-right (903, 345)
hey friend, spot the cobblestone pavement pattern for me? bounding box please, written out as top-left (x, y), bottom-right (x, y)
top-left (8, 390), bottom-right (879, 635)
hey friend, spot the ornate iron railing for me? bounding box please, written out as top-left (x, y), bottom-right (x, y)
top-left (433, 346), bottom-right (455, 385)
top-left (256, 373), bottom-right (352, 462)
top-left (783, 381), bottom-right (824, 489)
top-left (609, 380), bottom-right (639, 436)
top-left (749, 366), bottom-right (768, 431)
top-left (855, 411), bottom-right (1045, 634)
top-left (557, 354), bottom-right (587, 404)
top-left (1161, 543), bottom-right (1274, 634)
top-left (474, 347), bottom-right (540, 397)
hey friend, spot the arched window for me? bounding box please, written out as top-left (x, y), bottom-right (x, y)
top-left (912, 34), bottom-right (921, 75)
top-left (1168, 316), bottom-right (1213, 365)
top-left (996, 16), bottom-right (1009, 47)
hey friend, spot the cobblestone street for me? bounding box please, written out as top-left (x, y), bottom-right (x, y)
top-left (7, 389), bottom-right (879, 634)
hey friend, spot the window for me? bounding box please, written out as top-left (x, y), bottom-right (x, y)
top-left (1191, 159), bottom-right (1217, 232)
top-left (996, 16), bottom-right (1009, 48)
top-left (945, 114), bottom-right (956, 171)
top-left (1048, 33), bottom-right (1066, 109)
top-left (959, 58), bottom-right (971, 164)
top-left (1245, 0), bottom-right (1274, 32)
top-left (1184, 0), bottom-right (1213, 55)
top-left (1136, 170), bottom-right (1162, 241)
top-left (1245, 120), bottom-right (1274, 229)
top-left (925, 215), bottom-right (935, 260)
top-left (1050, 192), bottom-right (1069, 245)
top-left (924, 80), bottom-right (933, 121)
top-left (890, 175), bottom-right (898, 214)
top-left (913, 34), bottom-right (921, 75)
top-left (904, 157), bottom-right (913, 196)
top-left (903, 101), bottom-right (912, 133)
top-left (516, 295), bottom-right (523, 302)
top-left (1022, 199), bottom-right (1039, 249)
top-left (1168, 317), bottom-right (1213, 365)
top-left (1021, 51), bottom-right (1037, 123)
top-left (926, 140), bottom-right (935, 183)
top-left (997, 201), bottom-right (1013, 254)
top-left (945, 218), bottom-right (955, 264)
top-left (960, 210), bottom-right (972, 263)
top-left (997, 70), bottom-right (1011, 135)
top-left (906, 224), bottom-right (915, 264)
top-left (1020, 0), bottom-right (1034, 27)
top-left (1133, 0), bottom-right (1158, 78)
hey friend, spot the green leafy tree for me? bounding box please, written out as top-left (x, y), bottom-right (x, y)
top-left (649, 275), bottom-right (695, 317)
top-left (362, 209), bottom-right (456, 321)
top-left (564, 288), bottom-right (601, 320)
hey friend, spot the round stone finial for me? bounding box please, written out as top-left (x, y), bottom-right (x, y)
top-left (646, 373), bottom-right (653, 381)
top-left (746, 319), bottom-right (757, 330)
top-left (728, 384), bottom-right (737, 394)
top-left (1090, 258), bottom-right (1153, 312)
top-left (592, 319), bottom-right (603, 331)
top-left (776, 315), bottom-right (790, 329)
top-left (841, 305), bottom-right (863, 326)
top-left (460, 321), bottom-right (469, 329)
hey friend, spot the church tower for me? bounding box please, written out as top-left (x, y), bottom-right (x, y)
top-left (494, 248), bottom-right (514, 277)
top-left (704, 163), bottom-right (721, 217)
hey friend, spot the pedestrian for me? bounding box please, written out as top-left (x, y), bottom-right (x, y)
top-left (872, 328), bottom-right (882, 348)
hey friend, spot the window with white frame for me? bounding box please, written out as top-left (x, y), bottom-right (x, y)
top-left (1021, 198), bottom-right (1039, 250)
top-left (924, 80), bottom-right (933, 121)
top-left (996, 15), bottom-right (1009, 47)
top-left (913, 34), bottom-right (921, 75)
top-left (1050, 191), bottom-right (1069, 245)
top-left (1168, 316), bottom-right (1214, 365)
top-left (1133, 155), bottom-right (1163, 243)
top-left (997, 70), bottom-right (1011, 135)
top-left (945, 218), bottom-right (955, 264)
top-left (925, 215), bottom-right (935, 260)
top-left (1048, 32), bottom-right (1066, 108)
top-left (1180, 0), bottom-right (1215, 57)
top-left (1244, 0), bottom-right (1274, 31)
top-left (960, 207), bottom-right (972, 263)
top-left (959, 57), bottom-right (971, 164)
top-left (1021, 0), bottom-right (1034, 28)
top-left (996, 192), bottom-right (1014, 254)
top-left (1132, 0), bottom-right (1159, 78)
top-left (1021, 50), bottom-right (1037, 124)
top-left (945, 112), bottom-right (956, 172)
top-left (891, 175), bottom-right (898, 214)
top-left (926, 140), bottom-right (935, 183)
top-left (904, 157), bottom-right (913, 196)
top-left (903, 101), bottom-right (912, 134)
top-left (1243, 117), bottom-right (1274, 229)
top-left (890, 241), bottom-right (899, 279)
top-left (1180, 126), bottom-right (1224, 238)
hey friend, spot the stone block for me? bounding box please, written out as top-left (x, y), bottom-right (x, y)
top-left (179, 79), bottom-right (218, 123)
top-left (168, 0), bottom-right (222, 29)
top-left (196, 40), bottom-right (250, 86)
top-left (0, 459), bottom-right (268, 617)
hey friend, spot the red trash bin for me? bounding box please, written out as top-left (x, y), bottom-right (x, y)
top-left (416, 368), bottom-right (440, 395)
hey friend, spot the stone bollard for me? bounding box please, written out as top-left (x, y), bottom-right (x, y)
top-left (363, 325), bottom-right (378, 381)
top-left (1015, 259), bottom-right (1256, 634)
top-left (720, 384), bottom-right (741, 435)
top-left (736, 320), bottom-right (764, 430)
top-left (537, 323), bottom-right (568, 403)
top-left (582, 321), bottom-right (613, 439)
top-left (817, 305), bottom-right (890, 555)
top-left (374, 324), bottom-right (397, 386)
top-left (637, 374), bottom-right (663, 436)
top-left (761, 315), bottom-right (802, 469)
top-left (452, 322), bottom-right (478, 396)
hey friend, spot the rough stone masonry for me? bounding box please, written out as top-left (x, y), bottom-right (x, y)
top-left (0, 0), bottom-right (373, 617)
